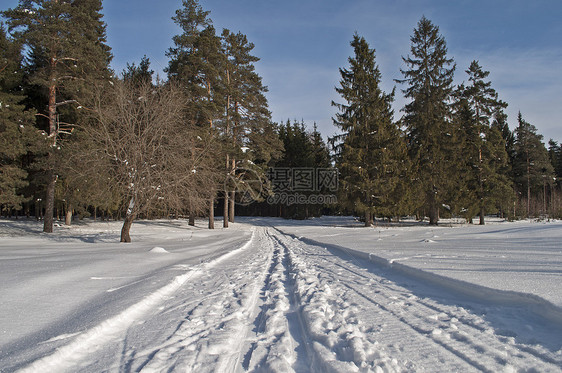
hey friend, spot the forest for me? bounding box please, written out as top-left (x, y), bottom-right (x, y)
top-left (1, 0), bottom-right (561, 240)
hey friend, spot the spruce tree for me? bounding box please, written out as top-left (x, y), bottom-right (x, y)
top-left (455, 61), bottom-right (513, 224)
top-left (123, 55), bottom-right (154, 86)
top-left (396, 17), bottom-right (456, 225)
top-left (513, 112), bottom-right (555, 217)
top-left (167, 0), bottom-right (225, 228)
top-left (0, 23), bottom-right (40, 214)
top-left (3, 0), bottom-right (112, 231)
top-left (332, 34), bottom-right (407, 226)
top-left (221, 29), bottom-right (282, 222)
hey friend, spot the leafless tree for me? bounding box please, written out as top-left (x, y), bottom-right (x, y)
top-left (83, 79), bottom-right (217, 242)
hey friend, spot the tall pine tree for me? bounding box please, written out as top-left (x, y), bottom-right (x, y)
top-left (397, 17), bottom-right (456, 225)
top-left (513, 112), bottom-right (554, 217)
top-left (332, 34), bottom-right (407, 226)
top-left (4, 0), bottom-right (112, 231)
top-left (455, 61), bottom-right (513, 224)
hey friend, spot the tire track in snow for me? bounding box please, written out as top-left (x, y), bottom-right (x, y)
top-left (316, 248), bottom-right (562, 371)
top-left (115, 228), bottom-right (271, 373)
top-left (273, 229), bottom-right (406, 372)
top-left (240, 230), bottom-right (310, 372)
top-left (272, 228), bottom-right (562, 372)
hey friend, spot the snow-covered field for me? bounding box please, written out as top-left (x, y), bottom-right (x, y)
top-left (0, 217), bottom-right (561, 372)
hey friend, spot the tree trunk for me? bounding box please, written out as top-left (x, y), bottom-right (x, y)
top-left (479, 208), bottom-right (485, 225)
top-left (209, 198), bottom-right (215, 229)
top-left (428, 200), bottom-right (439, 225)
top-left (189, 213), bottom-right (195, 226)
top-left (120, 213), bottom-right (135, 242)
top-left (43, 74), bottom-right (57, 233)
top-left (43, 169), bottom-right (56, 233)
top-left (65, 203), bottom-right (72, 226)
top-left (223, 191), bottom-right (229, 228)
top-left (229, 158), bottom-right (236, 222)
top-left (229, 191), bottom-right (235, 222)
top-left (364, 210), bottom-right (372, 227)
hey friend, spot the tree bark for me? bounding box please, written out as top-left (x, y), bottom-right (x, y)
top-left (229, 158), bottom-right (236, 222)
top-left (479, 208), bottom-right (485, 225)
top-left (208, 198), bottom-right (215, 229)
top-left (223, 155), bottom-right (229, 228)
top-left (364, 210), bottom-right (372, 227)
top-left (120, 213), bottom-right (135, 242)
top-left (189, 213), bottom-right (195, 226)
top-left (223, 190), bottom-right (229, 228)
top-left (43, 169), bottom-right (56, 233)
top-left (43, 70), bottom-right (57, 233)
top-left (65, 203), bottom-right (72, 226)
top-left (428, 199), bottom-right (439, 225)
top-left (229, 191), bottom-right (235, 222)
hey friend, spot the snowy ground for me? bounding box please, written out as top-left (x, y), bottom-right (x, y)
top-left (0, 217), bottom-right (561, 372)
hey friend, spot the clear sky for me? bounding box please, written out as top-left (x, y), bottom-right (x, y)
top-left (3, 0), bottom-right (562, 143)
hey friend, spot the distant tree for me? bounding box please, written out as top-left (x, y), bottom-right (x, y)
top-left (3, 0), bottom-right (112, 231)
top-left (454, 61), bottom-right (513, 224)
top-left (548, 139), bottom-right (562, 182)
top-left (273, 120), bottom-right (329, 219)
top-left (123, 55), bottom-right (154, 85)
top-left (396, 17), bottom-right (457, 225)
top-left (332, 34), bottom-right (408, 226)
top-left (513, 112), bottom-right (554, 217)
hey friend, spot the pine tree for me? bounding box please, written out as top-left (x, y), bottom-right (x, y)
top-left (272, 120), bottom-right (328, 219)
top-left (396, 17), bottom-right (456, 225)
top-left (513, 112), bottom-right (555, 217)
top-left (455, 61), bottom-right (513, 224)
top-left (3, 0), bottom-right (112, 231)
top-left (220, 29), bottom-right (281, 224)
top-left (123, 55), bottom-right (154, 86)
top-left (0, 23), bottom-right (40, 214)
top-left (167, 0), bottom-right (223, 128)
top-left (167, 0), bottom-right (226, 228)
top-left (332, 34), bottom-right (407, 226)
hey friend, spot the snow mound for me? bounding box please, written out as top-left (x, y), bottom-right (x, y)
top-left (421, 239), bottom-right (435, 243)
top-left (149, 247), bottom-right (169, 254)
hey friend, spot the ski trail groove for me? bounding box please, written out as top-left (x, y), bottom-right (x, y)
top-left (271, 227), bottom-right (562, 372)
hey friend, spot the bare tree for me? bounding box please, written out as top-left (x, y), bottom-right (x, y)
top-left (84, 79), bottom-right (216, 242)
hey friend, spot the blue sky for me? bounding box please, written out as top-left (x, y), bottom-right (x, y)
top-left (3, 0), bottom-right (562, 143)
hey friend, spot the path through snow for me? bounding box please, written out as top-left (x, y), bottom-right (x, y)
top-left (2, 221), bottom-right (561, 372)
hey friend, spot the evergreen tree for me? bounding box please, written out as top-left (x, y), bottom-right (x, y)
top-left (0, 23), bottom-right (40, 214)
top-left (272, 120), bottom-right (328, 219)
top-left (220, 29), bottom-right (282, 224)
top-left (3, 0), bottom-right (112, 231)
top-left (123, 55), bottom-right (154, 85)
top-left (548, 139), bottom-right (562, 183)
top-left (167, 0), bottom-right (228, 228)
top-left (455, 61), bottom-right (513, 224)
top-left (167, 0), bottom-right (223, 129)
top-left (332, 34), bottom-right (407, 226)
top-left (513, 112), bottom-right (554, 217)
top-left (396, 17), bottom-right (457, 225)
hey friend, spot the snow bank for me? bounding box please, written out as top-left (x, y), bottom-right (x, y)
top-left (283, 231), bottom-right (562, 325)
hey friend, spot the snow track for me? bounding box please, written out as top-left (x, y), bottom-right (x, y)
top-left (10, 225), bottom-right (562, 372)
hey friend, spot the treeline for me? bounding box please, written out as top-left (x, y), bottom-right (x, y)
top-left (0, 0), bottom-right (287, 241)
top-left (1, 2), bottom-right (561, 239)
top-left (331, 18), bottom-right (561, 226)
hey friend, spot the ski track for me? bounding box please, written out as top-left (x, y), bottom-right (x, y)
top-left (15, 226), bottom-right (562, 372)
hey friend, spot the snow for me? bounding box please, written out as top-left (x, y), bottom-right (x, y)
top-left (1, 217), bottom-right (561, 372)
